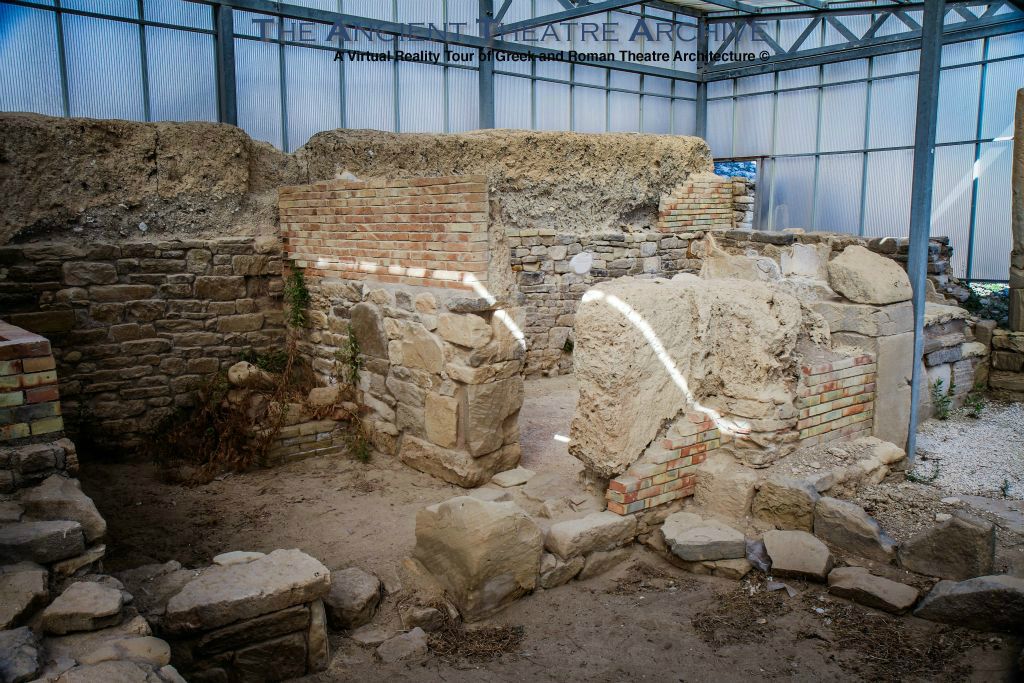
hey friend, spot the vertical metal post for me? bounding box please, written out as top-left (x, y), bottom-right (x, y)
top-left (214, 3), bottom-right (238, 126)
top-left (478, 0), bottom-right (495, 129)
top-left (905, 0), bottom-right (945, 463)
top-left (695, 15), bottom-right (708, 139)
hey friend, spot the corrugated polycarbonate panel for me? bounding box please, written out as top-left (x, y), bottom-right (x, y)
top-left (814, 153), bottom-right (862, 234)
top-left (733, 93), bottom-right (772, 156)
top-left (971, 141), bottom-right (1013, 280)
top-left (396, 0), bottom-right (442, 23)
top-left (608, 90), bottom-right (639, 132)
top-left (496, 74), bottom-right (530, 129)
top-left (285, 45), bottom-right (341, 149)
top-left (641, 95), bottom-right (671, 133)
top-left (574, 64), bottom-right (605, 87)
top-left (778, 66), bottom-right (818, 90)
top-left (0, 4), bottom-right (62, 116)
top-left (931, 144), bottom-right (975, 278)
top-left (774, 89), bottom-right (817, 155)
top-left (941, 39), bottom-right (983, 67)
top-left (62, 0), bottom-right (137, 19)
top-left (235, 38), bottom-right (283, 146)
top-left (867, 75), bottom-right (916, 148)
top-left (233, 10), bottom-right (270, 38)
top-left (344, 61), bottom-right (394, 131)
top-left (674, 80), bottom-right (696, 99)
top-left (573, 86), bottom-right (605, 133)
top-left (644, 76), bottom-right (672, 96)
top-left (820, 82), bottom-right (866, 152)
top-left (342, 0), bottom-right (392, 22)
top-left (445, 0), bottom-right (477, 31)
top-left (981, 57), bottom-right (1024, 140)
top-left (988, 32), bottom-right (1024, 60)
top-left (64, 14), bottom-right (145, 120)
top-left (936, 65), bottom-right (980, 145)
top-left (146, 27), bottom-right (217, 123)
top-left (707, 97), bottom-right (733, 157)
top-left (672, 98), bottom-right (695, 136)
top-left (736, 73), bottom-right (772, 95)
top-left (873, 50), bottom-right (919, 77)
top-left (863, 149), bottom-right (912, 238)
top-left (399, 59), bottom-right (444, 132)
top-left (535, 80), bottom-right (570, 131)
top-left (609, 70), bottom-right (639, 90)
top-left (823, 58), bottom-right (867, 84)
top-left (143, 0), bottom-right (212, 30)
top-left (708, 79), bottom-right (733, 98)
top-left (446, 66), bottom-right (478, 132)
top-left (769, 156), bottom-right (814, 230)
top-left (778, 17), bottom-right (816, 52)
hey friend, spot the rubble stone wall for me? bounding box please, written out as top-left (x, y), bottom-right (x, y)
top-left (0, 238), bottom-right (287, 449)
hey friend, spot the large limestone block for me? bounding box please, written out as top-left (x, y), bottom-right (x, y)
top-left (692, 455), bottom-right (759, 520)
top-left (545, 511), bottom-right (637, 560)
top-left (350, 303), bottom-right (388, 359)
top-left (412, 497), bottom-right (543, 621)
top-left (661, 512), bottom-right (745, 562)
top-left (324, 567), bottom-right (382, 630)
top-left (0, 627), bottom-right (40, 683)
top-left (163, 549), bottom-right (330, 634)
top-left (914, 575), bottom-right (1024, 631)
top-left (19, 476), bottom-right (106, 543)
top-left (752, 477), bottom-right (820, 531)
top-left (827, 567), bottom-right (918, 614)
top-left (897, 511), bottom-right (995, 580)
top-left (463, 377), bottom-right (523, 456)
top-left (763, 530), bottom-right (833, 581)
top-left (394, 322), bottom-right (443, 373)
top-left (399, 436), bottom-right (520, 488)
top-left (41, 582), bottom-right (124, 635)
top-left (0, 520), bottom-right (85, 564)
top-left (0, 564), bottom-right (48, 630)
top-left (424, 393), bottom-right (459, 449)
top-left (569, 275), bottom-right (804, 478)
top-left (813, 497), bottom-right (897, 563)
top-left (827, 245), bottom-right (912, 305)
top-left (438, 313), bottom-right (492, 349)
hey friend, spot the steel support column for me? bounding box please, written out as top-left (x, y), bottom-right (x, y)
top-left (479, 0), bottom-right (495, 129)
top-left (906, 0), bottom-right (945, 462)
top-left (214, 4), bottom-right (238, 126)
top-left (696, 15), bottom-right (708, 139)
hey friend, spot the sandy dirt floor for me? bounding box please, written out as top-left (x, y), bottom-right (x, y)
top-left (77, 377), bottom-right (1023, 682)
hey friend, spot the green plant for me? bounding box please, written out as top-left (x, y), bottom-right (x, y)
top-left (562, 338), bottom-right (574, 354)
top-left (965, 387), bottom-right (986, 419)
top-left (335, 326), bottom-right (363, 389)
top-left (1001, 479), bottom-right (1012, 498)
top-left (284, 267), bottom-right (311, 328)
top-left (930, 378), bottom-right (953, 420)
top-left (240, 348), bottom-right (289, 374)
top-left (906, 462), bottom-right (940, 484)
top-left (330, 325), bottom-right (371, 463)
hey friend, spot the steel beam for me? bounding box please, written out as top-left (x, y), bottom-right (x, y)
top-left (479, 0), bottom-right (496, 128)
top-left (905, 0), bottom-right (944, 462)
top-left (214, 4), bottom-right (238, 126)
top-left (696, 15), bottom-right (708, 138)
top-left (704, 11), bottom-right (1023, 78)
top-left (187, 0), bottom-right (701, 82)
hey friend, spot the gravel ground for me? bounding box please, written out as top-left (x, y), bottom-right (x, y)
top-left (914, 400), bottom-right (1024, 498)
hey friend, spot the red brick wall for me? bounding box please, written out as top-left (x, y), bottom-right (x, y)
top-left (658, 173), bottom-right (735, 233)
top-left (0, 321), bottom-right (63, 441)
top-left (797, 354), bottom-right (877, 446)
top-left (280, 176), bottom-right (490, 289)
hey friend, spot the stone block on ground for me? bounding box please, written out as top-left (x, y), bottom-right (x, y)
top-left (491, 467), bottom-right (535, 488)
top-left (0, 626), bottom-right (40, 683)
top-left (539, 553), bottom-right (585, 589)
top-left (399, 436), bottom-right (521, 489)
top-left (661, 512), bottom-right (746, 562)
top-left (0, 563), bottom-right (48, 630)
top-left (163, 549), bottom-right (330, 634)
top-left (544, 511), bottom-right (637, 560)
top-left (827, 567), bottom-right (918, 614)
top-left (914, 575), bottom-right (1024, 632)
top-left (577, 547), bottom-right (632, 580)
top-left (324, 567), bottom-right (382, 630)
top-left (212, 551), bottom-right (265, 567)
top-left (763, 530), bottom-right (833, 581)
top-left (693, 456), bottom-right (759, 520)
top-left (413, 497), bottom-right (542, 621)
top-left (401, 606), bottom-right (444, 632)
top-left (813, 497), bottom-right (897, 563)
top-left (827, 245), bottom-right (912, 305)
top-left (0, 520), bottom-right (85, 564)
top-left (232, 632), bottom-right (308, 682)
top-left (752, 477), bottom-right (820, 531)
top-left (375, 627), bottom-right (428, 663)
top-left (897, 511), bottom-right (995, 580)
top-left (18, 476), bottom-right (106, 543)
top-left (77, 635), bottom-right (172, 667)
top-left (41, 581), bottom-right (124, 635)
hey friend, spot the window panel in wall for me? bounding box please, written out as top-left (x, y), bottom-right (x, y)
top-left (820, 82), bottom-right (866, 152)
top-left (937, 65), bottom-right (981, 144)
top-left (64, 14), bottom-right (145, 120)
top-left (823, 58), bottom-right (867, 84)
top-left (733, 94), bottom-right (772, 156)
top-left (608, 91), bottom-right (639, 132)
top-left (146, 27), bottom-right (217, 123)
top-left (769, 156), bottom-right (815, 230)
top-left (707, 97), bottom-right (733, 157)
top-left (931, 144), bottom-right (976, 278)
top-left (971, 141), bottom-right (1013, 280)
top-left (868, 75), bottom-right (917, 148)
top-left (285, 45), bottom-right (341, 149)
top-left (0, 4), bottom-right (63, 116)
top-left (672, 98), bottom-right (695, 136)
top-left (62, 0), bottom-right (137, 19)
top-left (862, 149), bottom-right (913, 238)
top-left (399, 59), bottom-right (444, 132)
top-left (344, 35), bottom-right (395, 132)
top-left (574, 86), bottom-right (606, 133)
top-left (535, 80), bottom-right (570, 131)
top-left (496, 74), bottom-right (530, 129)
top-left (642, 95), bottom-right (670, 133)
top-left (143, 0), bottom-right (212, 30)
top-left (814, 153), bottom-right (862, 234)
top-left (447, 66), bottom-right (478, 132)
top-left (775, 89), bottom-right (817, 155)
top-left (981, 57), bottom-right (1024, 140)
top-left (235, 38), bottom-right (283, 146)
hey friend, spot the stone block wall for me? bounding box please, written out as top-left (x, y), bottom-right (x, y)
top-left (280, 176), bottom-right (495, 290)
top-left (0, 238), bottom-right (286, 449)
top-left (989, 329), bottom-right (1024, 398)
top-left (0, 321), bottom-right (63, 442)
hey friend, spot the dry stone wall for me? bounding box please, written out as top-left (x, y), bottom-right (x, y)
top-left (0, 238), bottom-right (286, 449)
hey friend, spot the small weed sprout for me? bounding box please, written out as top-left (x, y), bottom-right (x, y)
top-left (334, 326), bottom-right (371, 463)
top-left (965, 386), bottom-right (986, 419)
top-left (930, 378), bottom-right (953, 420)
top-left (284, 267), bottom-right (311, 328)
